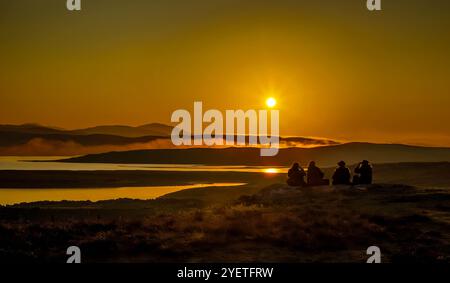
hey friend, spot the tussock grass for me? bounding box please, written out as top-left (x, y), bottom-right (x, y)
top-left (1, 184), bottom-right (449, 263)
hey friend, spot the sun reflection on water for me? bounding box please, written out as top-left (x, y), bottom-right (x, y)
top-left (263, 168), bottom-right (281, 174)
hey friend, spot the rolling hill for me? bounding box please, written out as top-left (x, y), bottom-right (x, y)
top-left (60, 142), bottom-right (450, 167)
top-left (0, 123), bottom-right (173, 138)
top-left (68, 123), bottom-right (173, 137)
top-left (0, 123), bottom-right (340, 155)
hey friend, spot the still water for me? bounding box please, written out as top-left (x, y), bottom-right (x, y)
top-left (0, 183), bottom-right (245, 205)
top-left (0, 156), bottom-right (283, 205)
top-left (0, 156), bottom-right (287, 173)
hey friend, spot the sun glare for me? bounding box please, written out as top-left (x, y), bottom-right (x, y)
top-left (266, 97), bottom-right (277, 108)
top-left (263, 168), bottom-right (280, 174)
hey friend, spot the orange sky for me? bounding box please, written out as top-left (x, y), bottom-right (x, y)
top-left (1, 0), bottom-right (450, 146)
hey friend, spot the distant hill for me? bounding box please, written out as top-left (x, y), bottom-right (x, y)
top-left (0, 123), bottom-right (173, 138)
top-left (0, 123), bottom-right (174, 155)
top-left (0, 131), bottom-right (164, 148)
top-left (0, 123), bottom-right (340, 155)
top-left (68, 123), bottom-right (173, 137)
top-left (0, 124), bottom-right (64, 135)
top-left (60, 142), bottom-right (450, 167)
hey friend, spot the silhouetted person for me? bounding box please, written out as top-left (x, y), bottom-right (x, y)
top-left (307, 161), bottom-right (329, 186)
top-left (287, 163), bottom-right (306, 187)
top-left (332, 161), bottom-right (351, 185)
top-left (354, 160), bottom-right (373, 185)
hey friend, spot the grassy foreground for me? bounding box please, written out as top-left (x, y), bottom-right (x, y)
top-left (1, 182), bottom-right (449, 263)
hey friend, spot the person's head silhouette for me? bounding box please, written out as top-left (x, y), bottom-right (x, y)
top-left (338, 161), bottom-right (346, 167)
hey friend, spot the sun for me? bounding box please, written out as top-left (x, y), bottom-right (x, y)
top-left (266, 97), bottom-right (277, 108)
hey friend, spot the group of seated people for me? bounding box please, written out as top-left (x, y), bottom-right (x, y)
top-left (287, 160), bottom-right (373, 187)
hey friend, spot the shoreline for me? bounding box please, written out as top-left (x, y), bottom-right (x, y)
top-left (0, 170), bottom-right (274, 189)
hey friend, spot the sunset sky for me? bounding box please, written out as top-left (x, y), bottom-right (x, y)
top-left (1, 0), bottom-right (450, 146)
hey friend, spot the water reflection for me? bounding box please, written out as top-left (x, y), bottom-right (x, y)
top-left (0, 156), bottom-right (288, 173)
top-left (263, 168), bottom-right (281, 174)
top-left (0, 183), bottom-right (246, 205)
